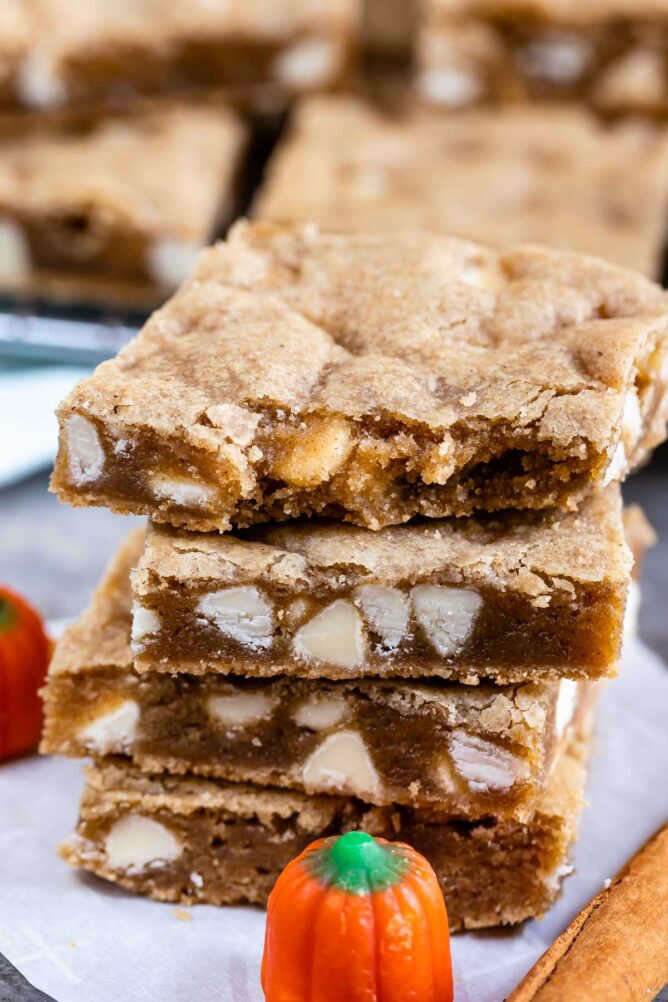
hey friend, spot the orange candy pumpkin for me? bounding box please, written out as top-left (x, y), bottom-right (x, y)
top-left (0, 586), bottom-right (51, 761)
top-left (261, 830), bottom-right (453, 1002)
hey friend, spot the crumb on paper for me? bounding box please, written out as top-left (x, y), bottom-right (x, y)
top-left (68, 940), bottom-right (77, 949)
top-left (173, 908), bottom-right (192, 922)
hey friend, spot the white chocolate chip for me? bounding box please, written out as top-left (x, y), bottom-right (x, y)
top-left (623, 579), bottom-right (640, 645)
top-left (555, 680), bottom-right (579, 739)
top-left (448, 730), bottom-right (527, 792)
top-left (16, 52), bottom-right (65, 108)
top-left (293, 695), bottom-right (348, 731)
top-left (273, 37), bottom-right (339, 89)
top-left (78, 699), bottom-right (139, 755)
top-left (105, 815), bottom-right (182, 873)
top-left (0, 219), bottom-right (29, 281)
top-left (150, 473), bottom-right (216, 508)
top-left (65, 414), bottom-right (105, 485)
top-left (190, 871), bottom-right (204, 889)
top-left (354, 585), bottom-right (409, 650)
top-left (411, 585), bottom-right (482, 657)
top-left (418, 66), bottom-right (482, 106)
top-left (148, 239), bottom-right (201, 290)
top-left (131, 604), bottom-right (161, 646)
top-left (515, 34), bottom-right (591, 84)
top-left (197, 587), bottom-right (274, 649)
top-left (271, 417), bottom-right (354, 488)
top-left (621, 387), bottom-right (642, 450)
top-left (206, 690), bottom-right (275, 727)
top-left (294, 600), bottom-right (365, 669)
top-left (302, 730), bottom-right (380, 798)
top-left (603, 441), bottom-right (626, 487)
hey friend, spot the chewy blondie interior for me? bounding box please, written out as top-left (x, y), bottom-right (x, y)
top-left (255, 95), bottom-right (668, 277)
top-left (60, 730), bottom-right (588, 931)
top-left (131, 488), bottom-right (631, 682)
top-left (51, 222), bottom-right (668, 532)
top-left (0, 102), bottom-right (246, 307)
top-left (418, 0), bottom-right (668, 117)
top-left (43, 529), bottom-right (585, 819)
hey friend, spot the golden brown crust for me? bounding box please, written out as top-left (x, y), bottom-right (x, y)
top-left (255, 97), bottom-right (668, 277)
top-left (0, 103), bottom-right (245, 238)
top-left (51, 222), bottom-right (668, 531)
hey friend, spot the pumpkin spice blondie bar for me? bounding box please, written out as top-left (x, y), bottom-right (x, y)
top-left (129, 488), bottom-right (630, 683)
top-left (60, 725), bottom-right (590, 931)
top-left (0, 102), bottom-right (246, 307)
top-left (42, 530), bottom-right (582, 820)
top-left (417, 0), bottom-right (668, 116)
top-left (14, 0), bottom-right (357, 113)
top-left (52, 222), bottom-right (668, 531)
top-left (255, 96), bottom-right (668, 277)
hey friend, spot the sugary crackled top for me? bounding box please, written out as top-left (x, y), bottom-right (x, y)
top-left (66, 221), bottom-right (668, 459)
top-left (256, 97), bottom-right (668, 275)
top-left (27, 0), bottom-right (356, 56)
top-left (0, 104), bottom-right (245, 239)
top-left (139, 487), bottom-right (630, 599)
top-left (429, 0), bottom-right (668, 22)
top-left (82, 741), bottom-right (583, 826)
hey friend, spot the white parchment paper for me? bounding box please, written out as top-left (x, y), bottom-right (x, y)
top-left (1, 637), bottom-right (667, 1002)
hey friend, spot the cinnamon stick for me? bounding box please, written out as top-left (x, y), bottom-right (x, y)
top-left (507, 822), bottom-right (668, 1001)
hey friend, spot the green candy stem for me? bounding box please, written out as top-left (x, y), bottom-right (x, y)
top-left (0, 596), bottom-right (16, 633)
top-left (308, 831), bottom-right (409, 895)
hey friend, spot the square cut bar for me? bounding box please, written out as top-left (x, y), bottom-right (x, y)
top-left (418, 0), bottom-right (668, 117)
top-left (0, 102), bottom-right (246, 308)
top-left (255, 95), bottom-right (668, 278)
top-left (60, 729), bottom-right (589, 931)
top-left (51, 221), bottom-right (668, 531)
top-left (42, 529), bottom-right (582, 820)
top-left (12, 0), bottom-right (357, 114)
top-left (131, 488), bottom-right (631, 683)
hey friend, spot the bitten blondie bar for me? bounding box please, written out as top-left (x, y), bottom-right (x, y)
top-left (15, 0), bottom-right (357, 113)
top-left (0, 102), bottom-right (246, 307)
top-left (255, 96), bottom-right (668, 277)
top-left (60, 731), bottom-right (588, 931)
top-left (130, 488), bottom-right (630, 682)
top-left (418, 0), bottom-right (668, 117)
top-left (42, 530), bottom-right (579, 820)
top-left (52, 222), bottom-right (668, 531)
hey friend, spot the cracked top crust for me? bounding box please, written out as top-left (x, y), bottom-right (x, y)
top-left (0, 103), bottom-right (245, 239)
top-left (429, 0), bottom-right (668, 22)
top-left (67, 221), bottom-right (668, 434)
top-left (256, 97), bottom-right (668, 278)
top-left (140, 487), bottom-right (629, 600)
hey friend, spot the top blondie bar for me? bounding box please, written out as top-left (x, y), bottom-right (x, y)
top-left (52, 222), bottom-right (668, 532)
top-left (419, 0), bottom-right (668, 116)
top-left (11, 0), bottom-right (356, 113)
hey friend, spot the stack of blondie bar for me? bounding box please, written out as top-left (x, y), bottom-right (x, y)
top-left (42, 221), bottom-right (668, 929)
